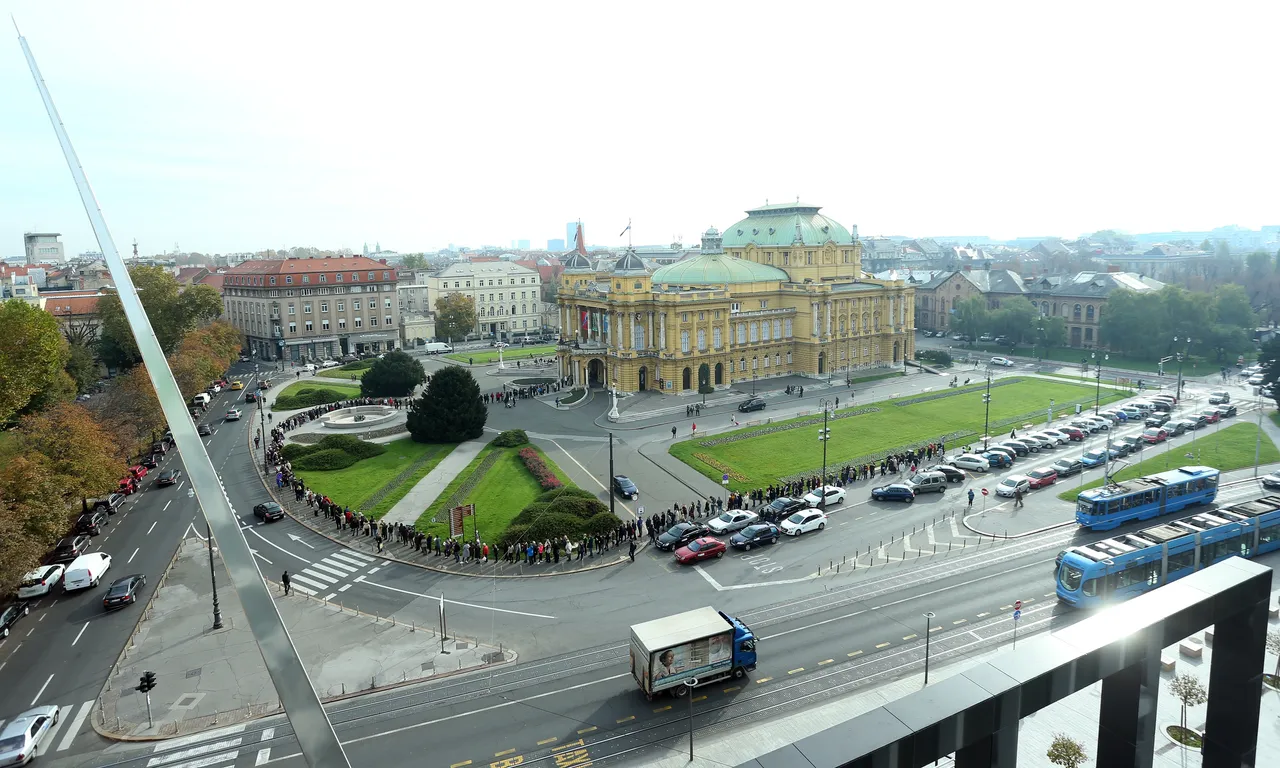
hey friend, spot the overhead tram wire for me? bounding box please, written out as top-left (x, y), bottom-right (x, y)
top-left (14, 20), bottom-right (350, 768)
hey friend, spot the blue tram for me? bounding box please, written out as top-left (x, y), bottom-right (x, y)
top-left (1073, 466), bottom-right (1218, 531)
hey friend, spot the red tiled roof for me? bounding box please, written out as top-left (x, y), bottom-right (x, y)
top-left (175, 267), bottom-right (210, 283)
top-left (196, 273), bottom-right (225, 291)
top-left (222, 256), bottom-right (397, 287)
top-left (45, 295), bottom-right (101, 316)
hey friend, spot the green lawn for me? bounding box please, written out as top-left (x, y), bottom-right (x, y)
top-left (961, 342), bottom-right (1218, 375)
top-left (316, 368), bottom-right (368, 381)
top-left (293, 438), bottom-right (454, 518)
top-left (1039, 372), bottom-right (1138, 393)
top-left (671, 377), bottom-right (1124, 490)
top-left (271, 380), bottom-right (362, 411)
top-left (1056, 421), bottom-right (1280, 501)
top-left (414, 444), bottom-right (572, 540)
top-left (444, 345), bottom-right (557, 365)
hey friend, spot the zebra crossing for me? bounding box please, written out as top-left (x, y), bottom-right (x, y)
top-left (289, 548), bottom-right (378, 599)
top-left (0, 699), bottom-right (95, 756)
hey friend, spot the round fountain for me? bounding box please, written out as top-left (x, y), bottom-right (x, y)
top-left (320, 405), bottom-right (399, 430)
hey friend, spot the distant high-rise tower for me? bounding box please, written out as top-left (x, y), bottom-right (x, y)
top-left (566, 222), bottom-right (579, 250)
top-left (24, 232), bottom-right (65, 265)
top-left (547, 238), bottom-right (566, 251)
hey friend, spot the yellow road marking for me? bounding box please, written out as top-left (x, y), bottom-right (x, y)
top-left (577, 727), bottom-right (597, 735)
top-left (787, 668), bottom-right (804, 674)
top-left (491, 757), bottom-right (524, 768)
top-left (902, 633), bottom-right (917, 640)
top-left (848, 650), bottom-right (863, 657)
top-left (875, 642), bottom-right (890, 649)
top-left (1000, 604), bottom-right (1012, 610)
top-left (553, 740), bottom-right (585, 752)
top-left (723, 686), bottom-right (740, 693)
top-left (977, 612), bottom-right (991, 618)
top-left (537, 737), bottom-right (558, 746)
top-left (1022, 598), bottom-right (1035, 604)
top-left (451, 762), bottom-right (472, 768)
top-left (618, 715), bottom-right (637, 722)
top-left (818, 659), bottom-right (834, 665)
top-left (930, 626), bottom-right (942, 632)
top-left (953, 619), bottom-right (967, 625)
top-left (692, 695), bottom-right (707, 702)
top-left (756, 676), bottom-right (773, 683)
top-left (495, 749), bottom-right (516, 757)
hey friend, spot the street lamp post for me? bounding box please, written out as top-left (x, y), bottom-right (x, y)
top-left (922, 611), bottom-right (936, 686)
top-left (982, 373), bottom-right (992, 450)
top-left (684, 678), bottom-right (698, 761)
top-left (190, 487), bottom-right (223, 629)
top-left (1092, 351), bottom-right (1108, 414)
top-left (817, 401), bottom-right (832, 508)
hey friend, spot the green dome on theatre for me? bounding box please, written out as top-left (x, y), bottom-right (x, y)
top-left (651, 251), bottom-right (789, 286)
top-left (721, 201), bottom-right (855, 248)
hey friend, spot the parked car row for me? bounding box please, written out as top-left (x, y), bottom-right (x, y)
top-left (660, 494), bottom-right (842, 563)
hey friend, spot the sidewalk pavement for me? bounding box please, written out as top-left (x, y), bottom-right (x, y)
top-left (95, 536), bottom-right (511, 740)
top-left (650, 588), bottom-right (1280, 768)
top-left (380, 438), bottom-right (488, 525)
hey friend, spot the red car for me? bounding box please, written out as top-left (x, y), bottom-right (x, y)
top-left (1142, 427), bottom-right (1168, 444)
top-left (118, 476), bottom-right (138, 494)
top-left (674, 537), bottom-right (726, 564)
top-left (1061, 427), bottom-right (1085, 441)
top-left (1026, 467), bottom-right (1058, 489)
top-left (128, 465), bottom-right (148, 479)
top-left (1199, 410), bottom-right (1221, 424)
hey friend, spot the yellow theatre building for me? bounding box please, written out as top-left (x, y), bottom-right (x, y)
top-left (556, 201), bottom-right (915, 394)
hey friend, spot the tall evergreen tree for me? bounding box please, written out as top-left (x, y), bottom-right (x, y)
top-left (361, 351), bottom-right (426, 397)
top-left (407, 366), bottom-right (486, 442)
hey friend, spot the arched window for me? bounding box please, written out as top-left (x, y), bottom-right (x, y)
top-left (761, 322), bottom-right (770, 342)
top-left (712, 327), bottom-right (722, 349)
top-left (773, 319), bottom-right (782, 339)
top-left (749, 322), bottom-right (759, 342)
top-left (697, 329), bottom-right (707, 351)
top-left (1041, 301), bottom-right (1049, 315)
top-left (774, 353), bottom-right (781, 367)
top-left (511, 305), bottom-right (517, 316)
top-left (1086, 304), bottom-right (1095, 321)
top-left (680, 330), bottom-right (690, 353)
top-left (737, 323), bottom-right (747, 345)
top-left (634, 323), bottom-right (645, 350)
top-left (521, 304), bottom-right (527, 315)
top-left (1073, 303), bottom-right (1082, 320)
top-left (752, 356), bottom-right (758, 370)
top-left (739, 357), bottom-right (747, 372)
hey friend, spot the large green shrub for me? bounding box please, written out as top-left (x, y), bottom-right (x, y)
top-left (536, 486), bottom-right (596, 504)
top-left (497, 525), bottom-right (530, 550)
top-left (292, 448), bottom-right (358, 471)
top-left (340, 360), bottom-right (376, 371)
top-left (360, 351), bottom-right (426, 398)
top-left (583, 511), bottom-right (623, 535)
top-left (492, 429), bottom-right (529, 447)
top-left (315, 434), bottom-right (386, 460)
top-left (511, 502), bottom-right (551, 527)
top-left (547, 494), bottom-right (607, 520)
top-left (280, 443), bottom-right (313, 461)
top-left (274, 387), bottom-right (348, 409)
top-left (523, 513), bottom-right (586, 543)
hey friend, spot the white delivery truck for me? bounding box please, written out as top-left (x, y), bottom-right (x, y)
top-left (629, 606), bottom-right (758, 699)
top-left (423, 342), bottom-right (453, 354)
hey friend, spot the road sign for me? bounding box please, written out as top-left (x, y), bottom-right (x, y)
top-left (1013, 609), bottom-right (1022, 621)
top-left (722, 473), bottom-right (729, 486)
top-left (1014, 600), bottom-right (1022, 610)
top-left (981, 488), bottom-right (989, 496)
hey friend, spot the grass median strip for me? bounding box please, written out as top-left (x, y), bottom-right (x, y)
top-left (1056, 421), bottom-right (1280, 501)
top-left (295, 438), bottom-right (453, 518)
top-left (445, 344), bottom-right (557, 365)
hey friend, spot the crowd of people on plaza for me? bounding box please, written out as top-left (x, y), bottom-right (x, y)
top-left (484, 383), bottom-right (559, 408)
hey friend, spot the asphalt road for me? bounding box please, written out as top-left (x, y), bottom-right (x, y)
top-left (6, 355), bottom-right (1267, 768)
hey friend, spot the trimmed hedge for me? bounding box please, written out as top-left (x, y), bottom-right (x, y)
top-left (340, 360), bottom-right (376, 371)
top-left (281, 435), bottom-right (387, 471)
top-left (492, 429), bottom-right (530, 447)
top-left (496, 486), bottom-right (612, 549)
top-left (274, 387), bottom-right (350, 409)
top-left (537, 486), bottom-right (596, 504)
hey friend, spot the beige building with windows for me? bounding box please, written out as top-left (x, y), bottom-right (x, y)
top-left (429, 261), bottom-right (544, 341)
top-left (221, 256), bottom-right (401, 361)
top-left (557, 202), bottom-right (914, 393)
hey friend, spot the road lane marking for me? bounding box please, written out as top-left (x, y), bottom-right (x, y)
top-left (327, 553), bottom-right (366, 568)
top-left (618, 715), bottom-right (636, 722)
top-left (650, 706), bottom-right (669, 713)
top-left (246, 528), bottom-right (310, 562)
top-left (495, 749), bottom-right (516, 757)
top-left (147, 521), bottom-right (158, 535)
top-left (163, 501), bottom-right (171, 511)
top-left (338, 584), bottom-right (353, 592)
top-left (256, 749), bottom-right (271, 766)
top-left (953, 619), bottom-right (968, 625)
top-left (876, 642), bottom-right (890, 649)
top-left (299, 568), bottom-right (336, 584)
top-left (38, 614), bottom-right (44, 622)
top-left (322, 593), bottom-right (336, 601)
top-left (848, 650), bottom-right (863, 657)
top-left (57, 700), bottom-right (94, 751)
top-left (72, 621), bottom-right (89, 646)
top-left (317, 557), bottom-right (356, 574)
top-left (290, 574), bottom-right (328, 590)
top-left (365, 566), bottom-right (381, 574)
top-left (755, 677), bottom-right (772, 684)
top-left (577, 726), bottom-right (597, 734)
top-left (977, 612), bottom-right (991, 618)
top-left (147, 739), bottom-right (243, 766)
top-left (308, 562), bottom-right (349, 578)
top-left (358, 580), bottom-right (557, 619)
top-left (692, 695), bottom-right (707, 702)
top-left (36, 703), bottom-right (72, 754)
top-left (818, 659), bottom-right (834, 665)
top-left (31, 674), bottom-right (53, 705)
top-left (930, 626), bottom-right (943, 633)
top-left (290, 584), bottom-right (317, 596)
top-left (340, 550), bottom-right (375, 563)
top-left (723, 686), bottom-right (740, 693)
top-left (128, 548), bottom-right (139, 564)
top-left (261, 728), bottom-right (274, 741)
top-left (450, 762), bottom-right (472, 768)
top-left (787, 668), bottom-right (804, 674)
top-left (902, 634), bottom-right (917, 640)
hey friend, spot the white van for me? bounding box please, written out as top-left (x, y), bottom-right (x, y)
top-left (303, 363), bottom-right (317, 373)
top-left (423, 342), bottom-right (453, 354)
top-left (64, 552), bottom-right (112, 592)
top-left (191, 393), bottom-right (211, 408)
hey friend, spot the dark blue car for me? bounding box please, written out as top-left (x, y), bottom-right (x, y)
top-left (871, 484), bottom-right (916, 503)
top-left (982, 451), bottom-right (1012, 468)
top-left (730, 523), bottom-right (780, 550)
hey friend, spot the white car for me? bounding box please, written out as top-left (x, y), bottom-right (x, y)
top-left (1022, 434), bottom-right (1054, 449)
top-left (706, 510), bottom-right (759, 534)
top-left (1083, 418), bottom-right (1111, 432)
top-left (949, 454), bottom-right (990, 472)
top-left (0, 705), bottom-right (59, 767)
top-left (225, 409), bottom-right (242, 421)
top-left (996, 475), bottom-right (1032, 497)
top-left (990, 356), bottom-right (1014, 367)
top-left (1041, 429), bottom-right (1070, 445)
top-left (803, 485), bottom-right (846, 508)
top-left (780, 509), bottom-right (827, 536)
top-left (209, 384), bottom-right (222, 393)
top-left (17, 564), bottom-right (65, 599)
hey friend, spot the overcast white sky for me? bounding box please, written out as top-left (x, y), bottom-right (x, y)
top-left (1, 1), bottom-right (1274, 258)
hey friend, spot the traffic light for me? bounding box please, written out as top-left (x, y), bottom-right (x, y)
top-left (137, 671), bottom-right (157, 693)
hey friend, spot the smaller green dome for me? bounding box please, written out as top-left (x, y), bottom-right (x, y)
top-left (651, 252), bottom-right (789, 286)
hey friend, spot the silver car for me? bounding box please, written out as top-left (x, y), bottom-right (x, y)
top-left (0, 705), bottom-right (59, 766)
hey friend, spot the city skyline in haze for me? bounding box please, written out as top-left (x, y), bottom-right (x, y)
top-left (2, 2), bottom-right (1275, 259)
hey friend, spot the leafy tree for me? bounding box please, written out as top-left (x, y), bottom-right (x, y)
top-left (1168, 672), bottom-right (1208, 736)
top-left (0, 299), bottom-right (71, 423)
top-left (64, 340), bottom-right (99, 393)
top-left (1046, 734), bottom-right (1088, 768)
top-left (1267, 629), bottom-right (1280, 682)
top-left (1213, 284), bottom-right (1256, 328)
top-left (1247, 251), bottom-right (1274, 282)
top-left (1261, 337), bottom-right (1280, 408)
top-left (990, 298), bottom-right (1037, 345)
top-left (1042, 316), bottom-right (1068, 348)
top-left (0, 455), bottom-right (74, 593)
top-left (1215, 241), bottom-right (1232, 260)
top-left (19, 402), bottom-right (122, 505)
top-left (361, 351), bottom-right (426, 397)
top-left (1199, 239), bottom-right (1212, 253)
top-left (89, 366), bottom-right (165, 455)
top-left (435, 293), bottom-right (477, 341)
top-left (407, 366), bottom-right (486, 443)
top-left (96, 266), bottom-right (223, 367)
top-left (951, 297), bottom-right (989, 342)
top-left (399, 253), bottom-right (428, 270)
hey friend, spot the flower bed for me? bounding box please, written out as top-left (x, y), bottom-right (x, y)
top-left (692, 453), bottom-right (752, 483)
top-left (519, 446), bottom-right (563, 490)
top-left (695, 407), bottom-right (881, 448)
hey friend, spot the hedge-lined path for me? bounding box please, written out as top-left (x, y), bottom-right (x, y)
top-left (381, 438), bottom-right (490, 525)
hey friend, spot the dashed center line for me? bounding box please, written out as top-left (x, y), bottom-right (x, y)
top-left (495, 749), bottom-right (516, 757)
top-left (818, 659), bottom-right (834, 665)
top-left (577, 726), bottom-right (597, 735)
top-left (755, 677), bottom-right (773, 684)
top-left (902, 634), bottom-right (917, 640)
top-left (536, 737), bottom-right (557, 746)
top-left (875, 642), bottom-right (890, 649)
top-left (618, 715), bottom-right (637, 722)
top-left (848, 650), bottom-right (863, 657)
top-left (786, 668), bottom-right (804, 675)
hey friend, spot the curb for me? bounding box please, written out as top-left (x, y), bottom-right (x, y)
top-left (254, 429), bottom-right (644, 579)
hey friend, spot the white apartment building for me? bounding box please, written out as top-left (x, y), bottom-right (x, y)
top-left (430, 261), bottom-right (544, 340)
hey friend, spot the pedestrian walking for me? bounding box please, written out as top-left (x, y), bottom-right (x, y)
top-left (967, 488), bottom-right (975, 508)
top-left (281, 571), bottom-right (291, 596)
top-left (671, 425), bottom-right (677, 440)
top-left (628, 540), bottom-right (637, 562)
top-left (1013, 489), bottom-right (1023, 508)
